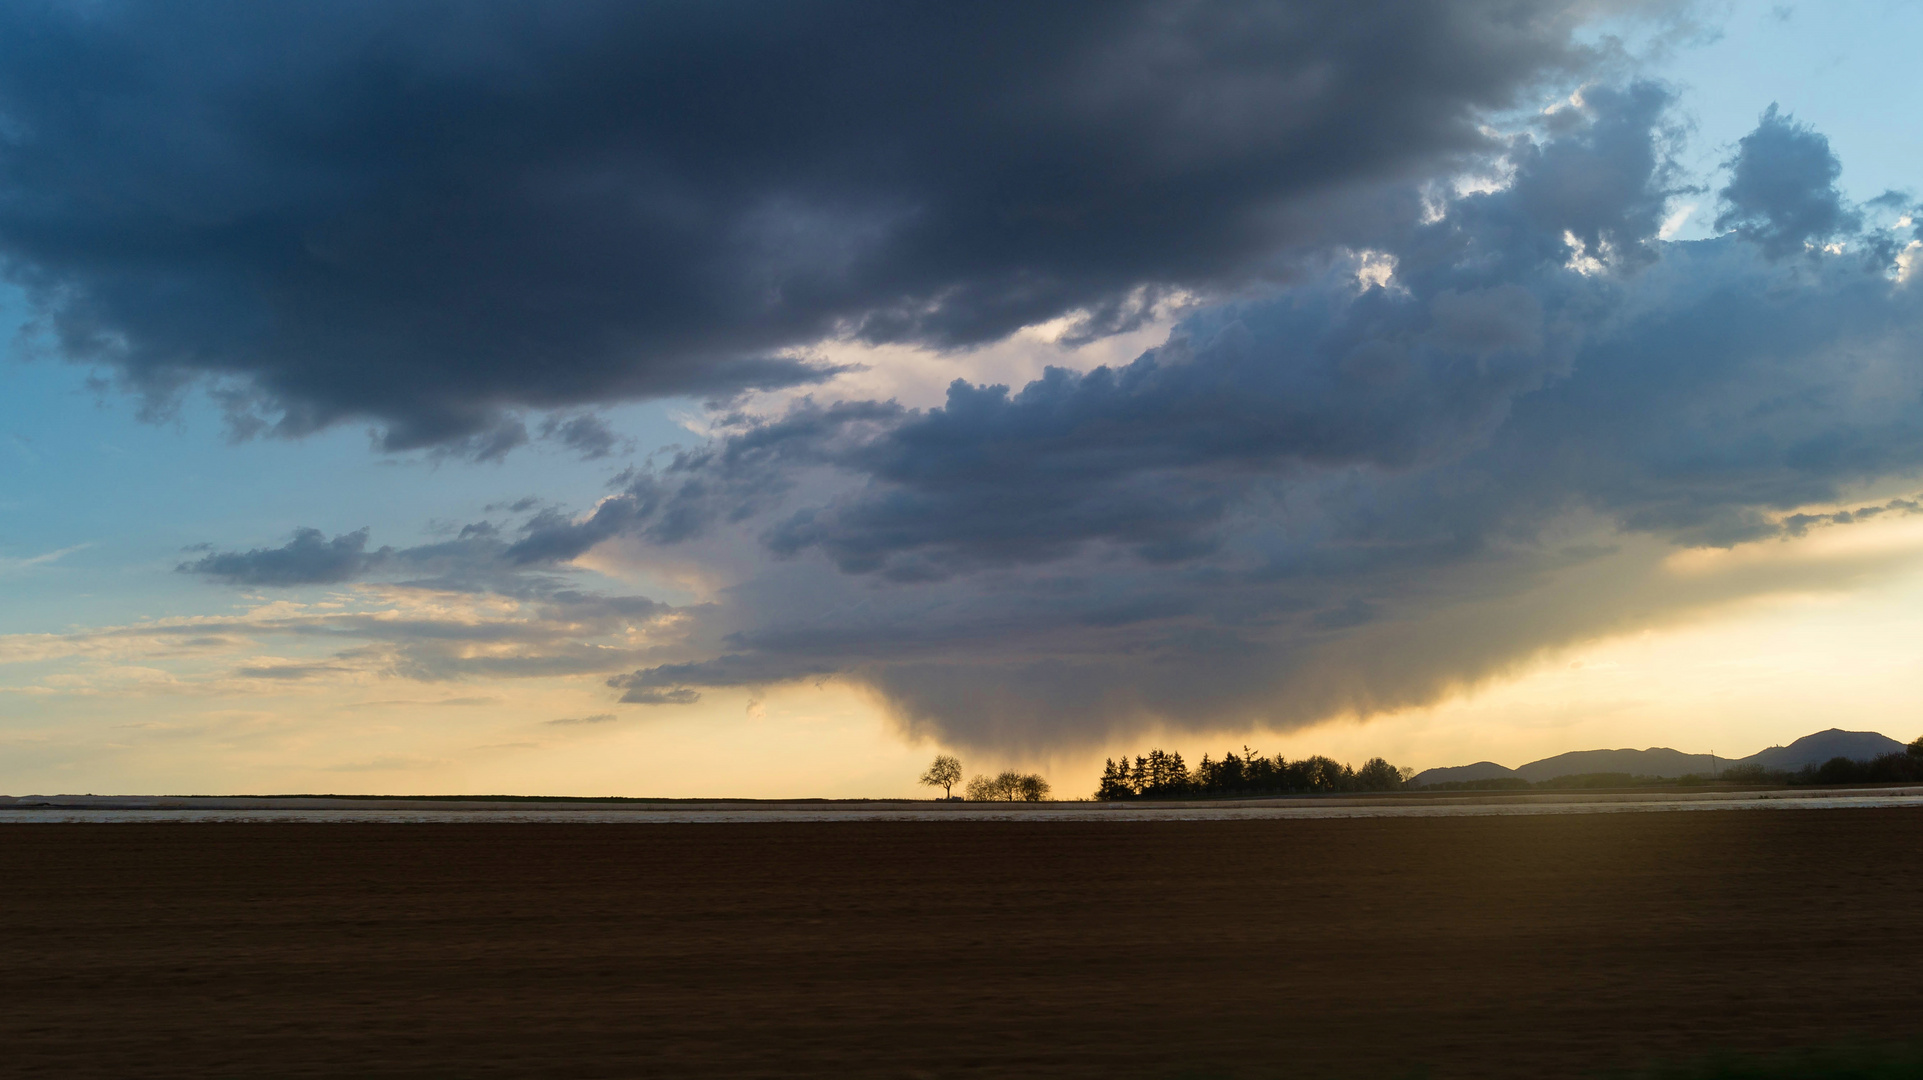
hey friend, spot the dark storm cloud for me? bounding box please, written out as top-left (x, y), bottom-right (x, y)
top-left (537, 83), bottom-right (1681, 580)
top-left (579, 88), bottom-right (1923, 749)
top-left (0, 0), bottom-right (1639, 449)
top-left (170, 82), bottom-right (1923, 754)
top-left (626, 85), bottom-right (1914, 579)
top-left (127, 4), bottom-right (1923, 756)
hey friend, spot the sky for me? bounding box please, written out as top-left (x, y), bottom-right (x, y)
top-left (4, 0), bottom-right (1923, 797)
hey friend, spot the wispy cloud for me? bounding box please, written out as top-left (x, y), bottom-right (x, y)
top-left (0, 543), bottom-right (89, 574)
top-left (0, 582), bottom-right (704, 701)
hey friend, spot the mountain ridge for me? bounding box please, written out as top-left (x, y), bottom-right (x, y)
top-left (1408, 728), bottom-right (1911, 787)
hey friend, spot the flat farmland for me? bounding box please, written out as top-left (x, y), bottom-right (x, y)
top-left (4, 811), bottom-right (1921, 1079)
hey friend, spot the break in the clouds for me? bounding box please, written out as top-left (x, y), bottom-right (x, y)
top-left (0, 0), bottom-right (1640, 451)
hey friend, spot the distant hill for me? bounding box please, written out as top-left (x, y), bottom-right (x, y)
top-left (1405, 761), bottom-right (1518, 787)
top-left (1736, 728), bottom-right (1907, 771)
top-left (1513, 748), bottom-right (1718, 783)
top-left (1410, 728), bottom-right (1910, 787)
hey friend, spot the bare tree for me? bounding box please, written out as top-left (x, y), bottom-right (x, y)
top-left (963, 771), bottom-right (1050, 801)
top-left (918, 754), bottom-right (962, 799)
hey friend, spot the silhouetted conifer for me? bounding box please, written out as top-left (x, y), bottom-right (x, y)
top-left (1095, 745), bottom-right (1415, 799)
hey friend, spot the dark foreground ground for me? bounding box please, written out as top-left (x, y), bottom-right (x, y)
top-left (3, 811), bottom-right (1920, 1079)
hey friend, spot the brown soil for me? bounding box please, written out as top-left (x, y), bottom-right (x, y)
top-left (2, 812), bottom-right (1920, 1079)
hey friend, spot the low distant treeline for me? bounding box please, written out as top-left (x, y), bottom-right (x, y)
top-left (1420, 774), bottom-right (1619, 792)
top-left (1096, 747), bottom-right (1410, 800)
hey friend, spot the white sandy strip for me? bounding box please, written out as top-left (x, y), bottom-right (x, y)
top-left (2, 788), bottom-right (1922, 822)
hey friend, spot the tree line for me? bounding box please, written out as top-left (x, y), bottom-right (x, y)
top-left (920, 738), bottom-right (1922, 802)
top-left (1096, 747), bottom-right (1412, 800)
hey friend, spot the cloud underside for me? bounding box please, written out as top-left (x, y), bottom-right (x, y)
top-left (0, 0), bottom-right (1619, 449)
top-left (28, 3), bottom-right (1923, 754)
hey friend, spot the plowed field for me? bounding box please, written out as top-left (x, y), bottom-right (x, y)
top-left (4, 811), bottom-right (1920, 1078)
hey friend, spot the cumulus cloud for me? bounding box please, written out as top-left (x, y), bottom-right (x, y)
top-left (0, 0), bottom-right (1649, 450)
top-left (1714, 104), bottom-right (1862, 259)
